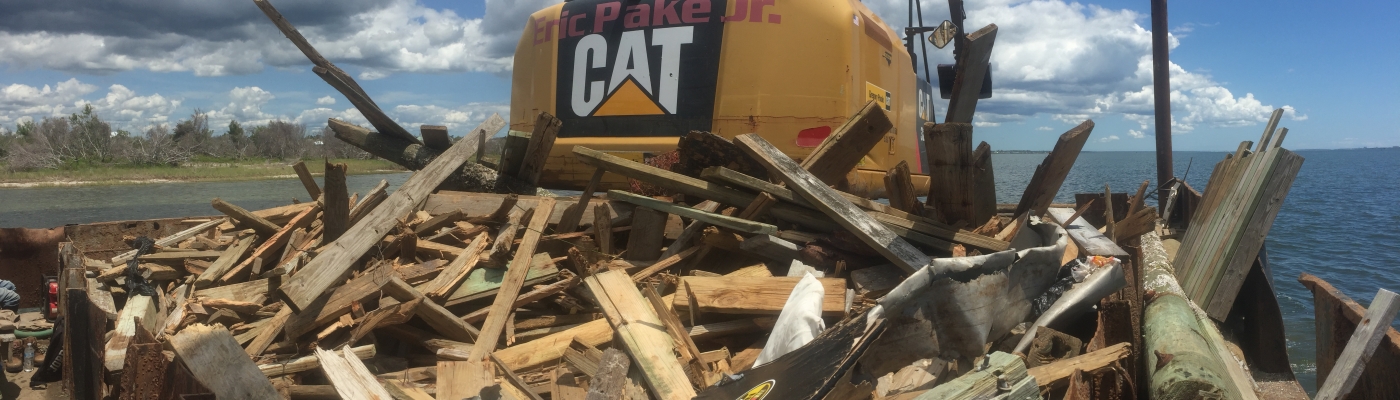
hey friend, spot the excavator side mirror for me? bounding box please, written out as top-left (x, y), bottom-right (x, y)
top-left (929, 20), bottom-right (956, 49)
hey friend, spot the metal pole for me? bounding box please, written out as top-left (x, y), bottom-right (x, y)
top-left (1151, 0), bottom-right (1173, 213)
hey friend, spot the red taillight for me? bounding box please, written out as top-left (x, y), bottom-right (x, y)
top-left (46, 280), bottom-right (58, 320)
top-left (796, 126), bottom-right (832, 148)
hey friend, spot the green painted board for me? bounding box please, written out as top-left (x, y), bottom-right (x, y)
top-left (441, 253), bottom-right (558, 307)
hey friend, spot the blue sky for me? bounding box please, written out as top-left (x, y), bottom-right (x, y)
top-left (0, 0), bottom-right (1394, 151)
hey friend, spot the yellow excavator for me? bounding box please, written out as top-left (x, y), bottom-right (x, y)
top-left (509, 0), bottom-right (972, 197)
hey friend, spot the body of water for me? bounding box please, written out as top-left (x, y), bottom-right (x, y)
top-left (3, 148), bottom-right (1397, 391)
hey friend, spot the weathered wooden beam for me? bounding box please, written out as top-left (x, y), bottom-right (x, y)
top-left (278, 118), bottom-right (494, 313)
top-left (417, 235), bottom-right (489, 300)
top-left (558, 168), bottom-right (607, 233)
top-left (494, 318), bottom-right (612, 372)
top-left (626, 206), bottom-right (667, 261)
top-left (212, 198), bottom-right (282, 236)
top-left (1014, 120), bottom-right (1094, 218)
top-left (943, 24), bottom-right (999, 124)
top-left (322, 161), bottom-right (350, 242)
top-left (586, 270), bottom-right (697, 399)
top-left (292, 161), bottom-right (322, 201)
top-left (885, 160), bottom-right (923, 215)
top-left (518, 112), bottom-right (562, 185)
top-left (970, 141), bottom-right (997, 225)
top-left (1316, 289), bottom-right (1400, 400)
top-left (348, 179), bottom-right (388, 226)
top-left (585, 348), bottom-right (633, 400)
top-left (103, 294), bottom-right (157, 374)
top-left (922, 123), bottom-right (977, 225)
top-left (799, 100), bottom-right (894, 186)
top-left (470, 198), bottom-right (557, 361)
top-left (194, 234), bottom-right (257, 288)
top-left (734, 134), bottom-right (929, 273)
top-left (169, 324), bottom-right (281, 398)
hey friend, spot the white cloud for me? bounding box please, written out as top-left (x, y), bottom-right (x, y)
top-left (866, 0), bottom-right (1302, 133)
top-left (316, 96), bottom-right (336, 105)
top-left (0, 0), bottom-right (528, 78)
top-left (0, 78), bottom-right (178, 130)
top-left (1099, 135), bottom-right (1120, 143)
top-left (1128, 129), bottom-right (1145, 139)
top-left (1035, 126), bottom-right (1053, 131)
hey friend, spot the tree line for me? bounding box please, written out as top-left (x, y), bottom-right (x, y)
top-left (0, 106), bottom-right (370, 172)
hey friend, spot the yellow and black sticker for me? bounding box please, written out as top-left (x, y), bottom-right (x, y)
top-left (866, 82), bottom-right (892, 112)
top-left (736, 379), bottom-right (775, 400)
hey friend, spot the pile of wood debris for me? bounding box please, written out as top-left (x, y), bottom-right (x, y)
top-left (58, 96), bottom-right (1178, 400)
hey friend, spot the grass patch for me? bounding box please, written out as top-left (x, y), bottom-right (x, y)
top-left (0, 158), bottom-right (406, 186)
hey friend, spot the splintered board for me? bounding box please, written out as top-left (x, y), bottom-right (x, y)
top-left (441, 252), bottom-right (560, 307)
top-left (1173, 146), bottom-right (1303, 320)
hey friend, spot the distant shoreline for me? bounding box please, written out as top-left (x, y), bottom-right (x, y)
top-left (0, 158), bottom-right (407, 188)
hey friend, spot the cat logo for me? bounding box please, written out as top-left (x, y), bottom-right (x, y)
top-left (735, 379), bottom-right (774, 400)
top-left (555, 0), bottom-right (728, 138)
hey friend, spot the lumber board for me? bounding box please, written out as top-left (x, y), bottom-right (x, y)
top-left (607, 190), bottom-right (777, 235)
top-left (494, 318), bottom-right (613, 371)
top-left (169, 324), bottom-right (281, 399)
top-left (316, 345), bottom-right (393, 400)
top-left (417, 234), bottom-right (489, 299)
top-left (420, 124), bottom-right (450, 150)
top-left (1316, 289), bottom-right (1400, 400)
top-left (471, 197), bottom-right (557, 361)
top-left (969, 141), bottom-right (997, 225)
top-left (572, 146), bottom-right (838, 232)
top-left (462, 272), bottom-right (581, 323)
top-left (441, 252), bottom-right (560, 307)
top-left (437, 359), bottom-right (496, 400)
top-left (1026, 342), bottom-right (1130, 388)
top-left (687, 317), bottom-right (777, 341)
top-left (659, 200), bottom-right (720, 259)
top-left (885, 160), bottom-right (923, 215)
top-left (912, 351), bottom-right (1031, 400)
top-left (213, 198), bottom-right (282, 236)
top-left (734, 133), bottom-right (928, 273)
top-left (111, 218), bottom-right (226, 264)
top-left (798, 100), bottom-right (894, 186)
top-left (382, 276), bottom-right (480, 343)
top-left (424, 191), bottom-right (631, 226)
top-left (1014, 120), bottom-right (1094, 218)
top-left (673, 276), bottom-right (847, 316)
top-left (292, 160), bottom-right (323, 200)
top-left (104, 294), bottom-right (157, 373)
top-left (245, 306), bottom-right (292, 356)
top-left (586, 270), bottom-right (697, 399)
top-left (277, 115), bottom-right (495, 313)
top-left (518, 112), bottom-right (563, 185)
top-left (260, 344), bottom-right (376, 377)
top-left (348, 179), bottom-right (388, 225)
top-left (193, 278), bottom-right (269, 303)
top-left (284, 264), bottom-right (395, 338)
top-left (943, 24), bottom-right (999, 124)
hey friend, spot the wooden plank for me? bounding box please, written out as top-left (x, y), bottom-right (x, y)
top-left (687, 317), bottom-right (777, 341)
top-left (292, 161), bottom-right (322, 202)
top-left (348, 179), bottom-right (389, 226)
top-left (213, 198), bottom-right (282, 236)
top-left (440, 252), bottom-right (560, 307)
top-left (111, 218), bottom-right (226, 264)
top-left (659, 200), bottom-right (720, 259)
top-left (260, 344), bottom-right (376, 377)
top-left (246, 306), bottom-right (292, 356)
top-left (626, 206), bottom-right (667, 261)
top-left (494, 318), bottom-right (613, 371)
top-left (220, 204), bottom-right (320, 285)
top-left (1203, 150), bottom-right (1305, 319)
top-left (642, 285), bottom-right (708, 384)
top-left (381, 276), bottom-right (480, 343)
top-left (1316, 289), bottom-right (1400, 400)
top-left (943, 24), bottom-right (999, 124)
top-left (316, 344), bottom-right (394, 400)
top-left (322, 160), bottom-right (350, 242)
top-left (461, 272), bottom-right (581, 323)
top-left (278, 115), bottom-right (495, 312)
top-left (169, 324), bottom-right (281, 398)
top-left (594, 203), bottom-right (614, 255)
top-left (518, 112), bottom-right (563, 185)
top-left (558, 168), bottom-right (607, 233)
top-left (283, 263), bottom-right (395, 338)
top-left (1014, 120), bottom-right (1094, 218)
top-left (437, 360), bottom-right (496, 400)
top-left (734, 133), bottom-right (928, 273)
top-left (632, 246), bottom-right (702, 282)
top-left (470, 197), bottom-right (557, 361)
top-left (586, 270), bottom-right (696, 399)
top-left (572, 146), bottom-right (838, 232)
top-left (1026, 342), bottom-right (1130, 389)
top-left (922, 122), bottom-right (976, 225)
top-left (607, 190), bottom-right (777, 236)
top-left (193, 278), bottom-right (269, 303)
top-left (420, 124), bottom-right (451, 150)
top-left (586, 348), bottom-right (632, 400)
top-left (798, 100), bottom-right (894, 185)
top-left (417, 234), bottom-right (489, 300)
top-left (1256, 108), bottom-right (1284, 152)
top-left (413, 209), bottom-right (463, 236)
top-left (674, 276), bottom-right (847, 316)
top-left (104, 294), bottom-right (157, 373)
top-left (969, 141), bottom-right (997, 225)
top-left (912, 352), bottom-right (1032, 400)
